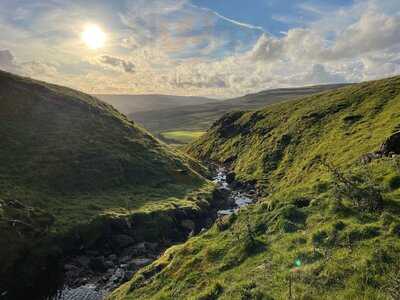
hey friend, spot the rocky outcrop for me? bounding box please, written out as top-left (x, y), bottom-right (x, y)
top-left (361, 132), bottom-right (400, 164)
top-left (380, 132), bottom-right (400, 155)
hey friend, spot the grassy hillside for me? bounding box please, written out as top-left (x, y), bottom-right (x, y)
top-left (111, 76), bottom-right (400, 299)
top-left (0, 70), bottom-right (214, 298)
top-left (130, 84), bottom-right (347, 138)
top-left (160, 131), bottom-right (206, 145)
top-left (96, 94), bottom-right (217, 115)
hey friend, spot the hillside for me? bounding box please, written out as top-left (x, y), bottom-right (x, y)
top-left (0, 70), bottom-right (216, 299)
top-left (130, 84), bottom-right (347, 140)
top-left (96, 94), bottom-right (217, 115)
top-left (111, 76), bottom-right (400, 299)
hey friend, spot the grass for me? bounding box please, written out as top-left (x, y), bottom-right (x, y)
top-left (160, 131), bottom-right (206, 144)
top-left (130, 84), bottom-right (347, 137)
top-left (0, 70), bottom-right (215, 298)
top-left (111, 75), bottom-right (400, 299)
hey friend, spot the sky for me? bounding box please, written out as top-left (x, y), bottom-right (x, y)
top-left (0, 0), bottom-right (399, 98)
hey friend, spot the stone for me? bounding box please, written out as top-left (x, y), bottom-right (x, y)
top-left (89, 257), bottom-right (106, 272)
top-left (181, 219), bottom-right (196, 231)
top-left (112, 234), bottom-right (135, 249)
top-left (119, 256), bottom-right (132, 264)
top-left (64, 264), bottom-right (78, 271)
top-left (108, 254), bottom-right (117, 262)
top-left (131, 258), bottom-right (153, 268)
top-left (145, 242), bottom-right (159, 252)
top-left (380, 131), bottom-right (400, 155)
top-left (104, 260), bottom-right (115, 269)
top-left (110, 268), bottom-right (125, 283)
top-left (226, 172), bottom-right (236, 184)
top-left (124, 271), bottom-right (134, 281)
top-left (133, 242), bottom-right (146, 252)
top-left (76, 256), bottom-right (90, 267)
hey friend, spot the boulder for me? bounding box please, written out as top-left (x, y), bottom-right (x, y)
top-left (112, 234), bottom-right (135, 249)
top-left (89, 256), bottom-right (106, 272)
top-left (130, 258), bottom-right (153, 268)
top-left (76, 256), bottom-right (90, 267)
top-left (226, 172), bottom-right (236, 184)
top-left (380, 132), bottom-right (400, 155)
top-left (181, 219), bottom-right (196, 232)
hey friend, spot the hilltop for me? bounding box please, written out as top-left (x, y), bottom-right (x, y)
top-left (111, 76), bottom-right (400, 299)
top-left (0, 70), bottom-right (216, 299)
top-left (130, 84), bottom-right (347, 143)
top-left (96, 94), bottom-right (217, 115)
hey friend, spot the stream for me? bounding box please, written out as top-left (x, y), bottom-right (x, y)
top-left (51, 167), bottom-right (256, 300)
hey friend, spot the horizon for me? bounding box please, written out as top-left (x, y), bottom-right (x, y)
top-left (0, 0), bottom-right (399, 98)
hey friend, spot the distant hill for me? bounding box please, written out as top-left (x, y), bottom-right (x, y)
top-left (95, 94), bottom-right (217, 115)
top-left (129, 84), bottom-right (348, 136)
top-left (0, 70), bottom-right (213, 298)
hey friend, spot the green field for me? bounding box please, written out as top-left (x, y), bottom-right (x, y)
top-left (160, 131), bottom-right (206, 144)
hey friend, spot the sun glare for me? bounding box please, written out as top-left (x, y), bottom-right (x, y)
top-left (81, 24), bottom-right (106, 49)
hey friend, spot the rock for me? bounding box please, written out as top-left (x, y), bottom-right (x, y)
top-left (89, 257), bottom-right (106, 272)
top-left (110, 268), bottom-right (125, 283)
top-left (131, 258), bottom-right (153, 268)
top-left (380, 132), bottom-right (400, 155)
top-left (223, 155), bottom-right (237, 165)
top-left (133, 242), bottom-right (146, 252)
top-left (108, 254), bottom-right (117, 262)
top-left (145, 242), bottom-right (159, 252)
top-left (104, 260), bottom-right (115, 269)
top-left (76, 256), bottom-right (90, 267)
top-left (124, 271), bottom-right (134, 281)
top-left (119, 256), bottom-right (132, 264)
top-left (226, 172), bottom-right (236, 184)
top-left (181, 219), bottom-right (196, 232)
top-left (86, 250), bottom-right (100, 256)
top-left (112, 234), bottom-right (135, 249)
top-left (64, 264), bottom-right (78, 271)
top-left (120, 245), bottom-right (141, 258)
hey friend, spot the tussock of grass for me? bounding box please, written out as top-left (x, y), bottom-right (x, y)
top-left (112, 76), bottom-right (400, 299)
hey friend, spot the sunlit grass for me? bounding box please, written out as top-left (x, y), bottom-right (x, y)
top-left (161, 130), bottom-right (206, 144)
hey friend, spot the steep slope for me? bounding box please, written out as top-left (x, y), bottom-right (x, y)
top-left (96, 94), bottom-right (217, 115)
top-left (130, 84), bottom-right (347, 136)
top-left (112, 76), bottom-right (400, 299)
top-left (0, 70), bottom-right (215, 299)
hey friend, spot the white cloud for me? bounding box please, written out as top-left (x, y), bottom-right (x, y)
top-left (0, 0), bottom-right (399, 98)
top-left (0, 49), bottom-right (16, 72)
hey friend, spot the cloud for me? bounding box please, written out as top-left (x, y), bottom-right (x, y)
top-left (0, 0), bottom-right (399, 98)
top-left (98, 55), bottom-right (135, 73)
top-left (0, 49), bottom-right (16, 72)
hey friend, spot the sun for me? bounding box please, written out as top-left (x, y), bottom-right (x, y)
top-left (81, 24), bottom-right (106, 49)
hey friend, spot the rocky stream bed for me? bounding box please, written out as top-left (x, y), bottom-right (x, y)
top-left (50, 167), bottom-right (258, 300)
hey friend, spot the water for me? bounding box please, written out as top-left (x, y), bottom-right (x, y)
top-left (214, 167), bottom-right (255, 216)
top-left (52, 167), bottom-right (255, 300)
top-left (52, 284), bottom-right (106, 300)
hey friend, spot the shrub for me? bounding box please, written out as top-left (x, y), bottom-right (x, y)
top-left (319, 158), bottom-right (384, 212)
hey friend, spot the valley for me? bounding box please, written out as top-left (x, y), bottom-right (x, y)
top-left (128, 84), bottom-right (348, 143)
top-left (1, 71), bottom-right (400, 300)
top-left (2, 1), bottom-right (400, 299)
